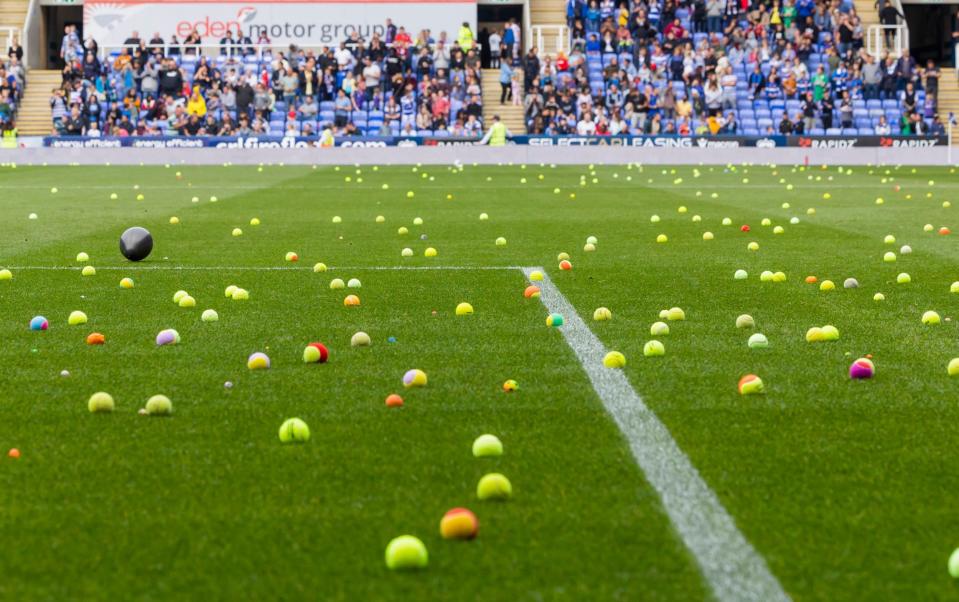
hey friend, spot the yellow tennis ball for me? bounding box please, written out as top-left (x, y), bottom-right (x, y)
top-left (68, 310), bottom-right (88, 326)
top-left (643, 340), bottom-right (665, 357)
top-left (472, 434), bottom-right (503, 457)
top-left (948, 358), bottom-right (959, 376)
top-left (145, 394), bottom-right (173, 415)
top-left (455, 302), bottom-right (474, 316)
top-left (650, 321), bottom-right (669, 336)
top-left (603, 351), bottom-right (626, 368)
top-left (385, 535), bottom-right (428, 570)
top-left (477, 473), bottom-right (512, 500)
top-left (593, 307), bottom-right (612, 321)
top-left (278, 418), bottom-right (310, 443)
top-left (88, 392), bottom-right (115, 413)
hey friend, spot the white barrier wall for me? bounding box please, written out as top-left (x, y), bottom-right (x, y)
top-left (5, 145), bottom-right (957, 165)
top-left (84, 0), bottom-right (476, 48)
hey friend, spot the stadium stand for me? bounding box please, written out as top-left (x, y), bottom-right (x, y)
top-left (518, 0), bottom-right (941, 137)
top-left (45, 21), bottom-right (486, 138)
top-left (35, 0), bottom-right (951, 139)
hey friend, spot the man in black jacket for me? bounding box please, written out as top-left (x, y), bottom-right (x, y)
top-left (523, 47), bottom-right (540, 93)
top-left (158, 59), bottom-right (183, 97)
top-left (877, 1), bottom-right (904, 48)
top-left (235, 81), bottom-right (254, 118)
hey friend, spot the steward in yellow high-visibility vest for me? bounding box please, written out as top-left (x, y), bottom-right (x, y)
top-left (478, 115), bottom-right (511, 147)
top-left (457, 22), bottom-right (474, 50)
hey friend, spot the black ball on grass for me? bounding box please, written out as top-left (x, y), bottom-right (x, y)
top-left (120, 227), bottom-right (153, 262)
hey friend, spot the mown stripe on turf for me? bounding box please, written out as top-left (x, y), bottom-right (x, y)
top-left (522, 266), bottom-right (790, 602)
top-left (5, 265), bottom-right (524, 271)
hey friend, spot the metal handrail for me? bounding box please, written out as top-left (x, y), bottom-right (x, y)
top-left (867, 24), bottom-right (907, 59)
top-left (530, 25), bottom-right (569, 56)
top-left (0, 26), bottom-right (20, 60)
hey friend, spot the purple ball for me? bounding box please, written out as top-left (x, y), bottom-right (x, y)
top-left (156, 329), bottom-right (180, 346)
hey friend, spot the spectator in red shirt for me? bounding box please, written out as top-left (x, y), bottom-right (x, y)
top-left (663, 19), bottom-right (686, 41)
top-left (431, 89), bottom-right (450, 119)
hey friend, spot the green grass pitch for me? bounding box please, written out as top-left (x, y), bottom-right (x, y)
top-left (0, 161), bottom-right (958, 600)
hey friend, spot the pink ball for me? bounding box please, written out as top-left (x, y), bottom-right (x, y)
top-left (849, 358), bottom-right (875, 379)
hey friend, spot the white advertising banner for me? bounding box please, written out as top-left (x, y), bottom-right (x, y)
top-left (84, 0), bottom-right (476, 48)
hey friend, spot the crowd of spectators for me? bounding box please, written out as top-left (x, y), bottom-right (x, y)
top-left (1, 38), bottom-right (25, 133)
top-left (50, 20), bottom-right (487, 137)
top-left (516, 0), bottom-right (944, 137)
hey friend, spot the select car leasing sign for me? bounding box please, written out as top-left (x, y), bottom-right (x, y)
top-left (84, 0), bottom-right (475, 48)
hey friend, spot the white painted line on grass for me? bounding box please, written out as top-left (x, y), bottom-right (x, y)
top-left (523, 266), bottom-right (789, 602)
top-left (4, 265), bottom-right (523, 272)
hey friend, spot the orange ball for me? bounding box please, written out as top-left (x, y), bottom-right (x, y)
top-left (439, 507), bottom-right (478, 540)
top-left (559, 260), bottom-right (572, 270)
top-left (939, 227), bottom-right (951, 235)
top-left (86, 332), bottom-right (105, 345)
top-left (344, 294), bottom-right (360, 306)
top-left (8, 448), bottom-right (19, 459)
top-left (804, 275), bottom-right (818, 284)
top-left (385, 393), bottom-right (404, 407)
top-left (523, 285), bottom-right (541, 298)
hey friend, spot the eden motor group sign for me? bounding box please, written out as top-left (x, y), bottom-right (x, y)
top-left (84, 0), bottom-right (476, 48)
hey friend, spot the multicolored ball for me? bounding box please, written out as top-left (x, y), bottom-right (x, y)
top-left (303, 342), bottom-right (329, 363)
top-left (439, 508), bottom-right (479, 540)
top-left (738, 374), bottom-right (765, 395)
top-left (403, 369), bottom-right (427, 388)
top-left (546, 313), bottom-right (564, 327)
top-left (155, 329), bottom-right (180, 346)
top-left (849, 358), bottom-right (875, 379)
top-left (30, 316), bottom-right (49, 331)
top-left (247, 352), bottom-right (271, 370)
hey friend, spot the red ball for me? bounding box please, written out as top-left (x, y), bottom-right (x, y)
top-left (559, 260), bottom-right (572, 271)
top-left (307, 342), bottom-right (329, 363)
top-left (939, 227), bottom-right (951, 236)
top-left (740, 225), bottom-right (750, 232)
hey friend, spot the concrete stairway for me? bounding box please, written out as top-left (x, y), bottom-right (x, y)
top-left (530, 0), bottom-right (567, 29)
top-left (0, 0), bottom-right (28, 53)
top-left (16, 70), bottom-right (61, 135)
top-left (853, 0), bottom-right (880, 30)
top-left (936, 75), bottom-right (959, 144)
top-left (482, 68), bottom-right (526, 134)
top-left (529, 0), bottom-right (568, 56)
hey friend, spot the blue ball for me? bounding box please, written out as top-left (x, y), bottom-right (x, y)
top-left (30, 316), bottom-right (48, 331)
top-left (387, 336), bottom-right (397, 343)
